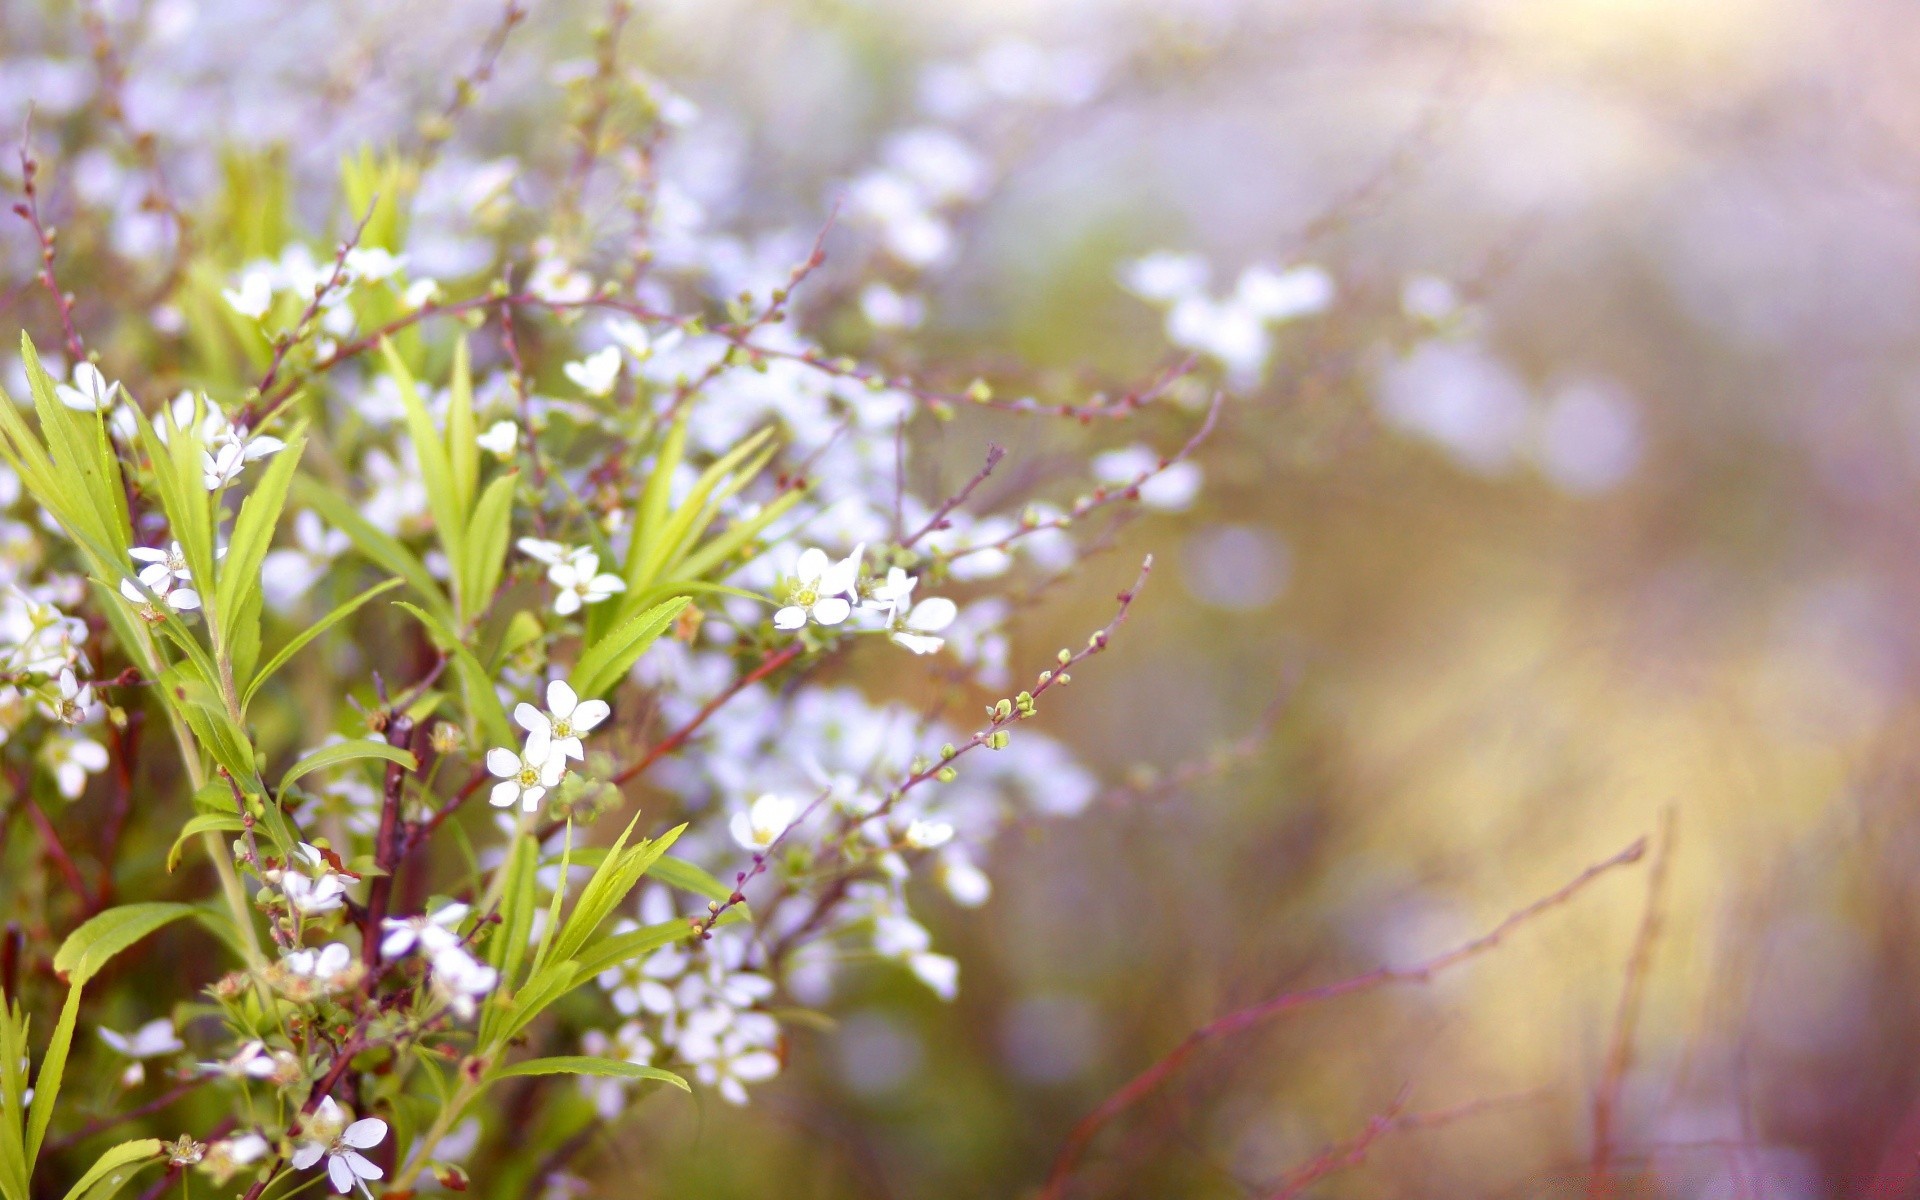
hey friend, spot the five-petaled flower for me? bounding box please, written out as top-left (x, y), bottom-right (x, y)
top-left (515, 679), bottom-right (611, 763)
top-left (773, 545), bottom-right (863, 630)
top-left (549, 551), bottom-right (624, 616)
top-left (291, 1097), bottom-right (388, 1197)
top-left (487, 733), bottom-right (566, 811)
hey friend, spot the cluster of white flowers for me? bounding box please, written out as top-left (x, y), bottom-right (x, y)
top-left (0, 580), bottom-right (106, 798)
top-left (518, 539), bottom-right (627, 617)
top-left (487, 679), bottom-right (610, 811)
top-left (591, 894), bottom-right (779, 1107)
top-left (1120, 252), bottom-right (1336, 388)
top-left (380, 902), bottom-right (498, 1018)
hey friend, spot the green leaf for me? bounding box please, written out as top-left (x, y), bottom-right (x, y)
top-left (214, 428), bottom-right (308, 649)
top-left (645, 855), bottom-right (735, 904)
top-left (292, 475), bottom-right (453, 629)
top-left (485, 835), bottom-right (539, 1008)
top-left (571, 918), bottom-right (697, 981)
top-left (487, 1057), bottom-right (687, 1091)
top-left (570, 596), bottom-right (689, 700)
top-left (380, 340), bottom-right (468, 613)
top-left (166, 813), bottom-right (249, 873)
top-left (447, 338), bottom-right (479, 516)
top-left (54, 904), bottom-right (199, 985)
top-left (242, 577), bottom-right (403, 709)
top-left (484, 959), bottom-right (578, 1050)
top-left (57, 1140), bottom-right (164, 1200)
top-left (277, 739), bottom-right (415, 797)
top-left (392, 601), bottom-right (514, 748)
top-left (460, 471), bottom-right (516, 625)
top-left (547, 823), bottom-right (684, 968)
top-left (24, 986), bottom-right (79, 1167)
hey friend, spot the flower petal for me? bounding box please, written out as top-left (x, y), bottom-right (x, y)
top-left (569, 699), bottom-right (610, 732)
top-left (812, 597), bottom-right (851, 626)
top-left (489, 780), bottom-right (521, 808)
top-left (485, 747), bottom-right (520, 777)
top-left (513, 703), bottom-right (548, 736)
top-left (546, 679), bottom-right (578, 719)
top-left (341, 1118), bottom-right (387, 1149)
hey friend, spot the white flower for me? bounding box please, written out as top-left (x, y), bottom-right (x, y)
top-left (1120, 252), bottom-right (1210, 302)
top-left (281, 873), bottom-right (348, 916)
top-left (119, 569), bottom-right (199, 618)
top-left (55, 363), bottom-right (119, 412)
top-left (99, 1018), bottom-right (183, 1059)
top-left (729, 793), bottom-right (797, 850)
top-left (262, 512), bottom-right (349, 609)
top-left (477, 420), bottom-right (518, 458)
top-left (45, 736), bottom-right (107, 799)
top-left (343, 247), bottom-right (405, 282)
top-left (773, 545), bottom-right (862, 630)
top-left (562, 347), bottom-right (621, 397)
top-left (486, 733), bottom-right (565, 811)
top-left (889, 596), bottom-right (956, 655)
top-left (221, 270), bottom-right (274, 319)
top-left (515, 537), bottom-right (583, 567)
top-left (1233, 263), bottom-right (1334, 322)
top-left (527, 255), bottom-right (592, 305)
top-left (604, 317), bottom-right (651, 359)
top-left (514, 679), bottom-right (610, 763)
top-left (42, 667), bottom-right (94, 725)
top-left (128, 541), bottom-right (193, 583)
top-left (283, 942), bottom-right (355, 984)
top-left (427, 943), bottom-right (499, 1019)
top-left (198, 1040), bottom-right (281, 1080)
top-left (291, 1097), bottom-right (388, 1197)
top-left (867, 567), bottom-right (916, 615)
top-left (201, 425), bottom-right (284, 491)
top-left (379, 902), bottom-right (469, 959)
top-left (1092, 445), bottom-right (1203, 512)
top-left (908, 952), bottom-right (959, 1000)
top-left (549, 551), bottom-right (624, 616)
top-left (904, 819), bottom-right (954, 850)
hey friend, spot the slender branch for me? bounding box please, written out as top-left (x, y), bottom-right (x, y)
top-left (21, 794), bottom-right (98, 915)
top-left (901, 444), bottom-right (1005, 549)
top-left (361, 714), bottom-right (418, 968)
top-left (1040, 836), bottom-right (1651, 1197)
top-left (611, 643), bottom-right (801, 788)
top-left (1587, 807), bottom-right (1676, 1198)
top-left (12, 118), bottom-right (85, 363)
top-left (251, 201), bottom-right (379, 404)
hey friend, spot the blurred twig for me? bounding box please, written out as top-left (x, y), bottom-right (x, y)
top-left (1041, 836), bottom-right (1652, 1197)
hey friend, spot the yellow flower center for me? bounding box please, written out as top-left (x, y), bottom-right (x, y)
top-left (552, 718), bottom-right (573, 738)
top-left (517, 766), bottom-right (540, 786)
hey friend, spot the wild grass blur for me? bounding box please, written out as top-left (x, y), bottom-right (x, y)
top-left (5, 0), bottom-right (1912, 1195)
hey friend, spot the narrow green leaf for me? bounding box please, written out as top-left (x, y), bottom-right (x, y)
top-left (292, 475), bottom-right (453, 628)
top-left (487, 1057), bottom-right (687, 1091)
top-left (23, 986), bottom-right (78, 1167)
top-left (485, 959), bottom-right (578, 1050)
top-left (647, 855), bottom-right (734, 904)
top-left (277, 739), bottom-right (415, 797)
top-left (166, 814), bottom-right (249, 873)
top-left (570, 596), bottom-right (689, 700)
top-left (242, 578), bottom-right (403, 709)
top-left (214, 429), bottom-right (307, 636)
top-left (57, 1140), bottom-right (164, 1200)
top-left (547, 824), bottom-right (684, 968)
top-left (447, 338), bottom-right (478, 516)
top-left (460, 471), bottom-right (516, 625)
top-left (54, 904), bottom-right (199, 985)
top-left (379, 340), bottom-right (467, 611)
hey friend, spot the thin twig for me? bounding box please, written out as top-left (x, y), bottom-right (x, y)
top-left (1040, 836), bottom-right (1652, 1197)
top-left (1587, 806), bottom-right (1676, 1198)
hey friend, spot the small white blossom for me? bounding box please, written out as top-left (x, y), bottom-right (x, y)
top-left (549, 551), bottom-right (624, 616)
top-left (514, 679), bottom-right (611, 762)
top-left (291, 1097), bottom-right (387, 1197)
top-left (379, 902), bottom-right (469, 959)
top-left (55, 363), bottom-right (119, 413)
top-left (477, 420), bottom-right (518, 458)
top-left (99, 1018), bottom-right (183, 1059)
top-left (773, 545), bottom-right (862, 630)
top-left (729, 792), bottom-right (797, 850)
top-left (562, 347), bottom-right (622, 397)
top-left (486, 733), bottom-right (565, 811)
top-left (890, 596), bottom-right (956, 655)
top-left (221, 270), bottom-right (274, 319)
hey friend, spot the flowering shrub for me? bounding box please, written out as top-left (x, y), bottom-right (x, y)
top-left (0, 5), bottom-right (1280, 1197)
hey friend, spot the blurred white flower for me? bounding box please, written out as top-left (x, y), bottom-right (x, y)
top-left (730, 792), bottom-right (797, 850)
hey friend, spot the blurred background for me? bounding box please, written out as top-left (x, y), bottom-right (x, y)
top-left (7, 0), bottom-right (1919, 1195)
